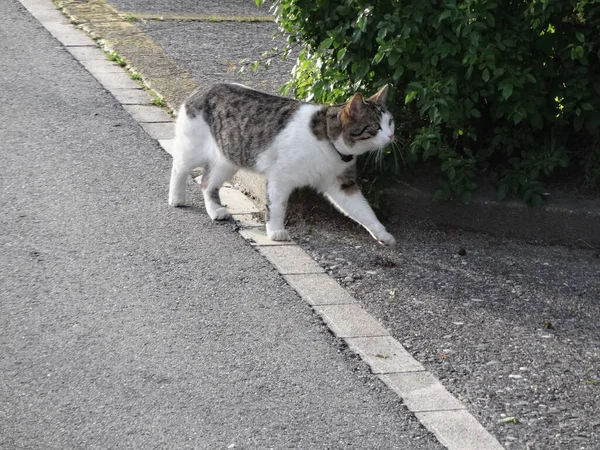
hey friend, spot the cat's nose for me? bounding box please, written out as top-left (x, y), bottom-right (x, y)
top-left (387, 133), bottom-right (394, 141)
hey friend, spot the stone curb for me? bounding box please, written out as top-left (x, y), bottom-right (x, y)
top-left (20, 1), bottom-right (506, 448)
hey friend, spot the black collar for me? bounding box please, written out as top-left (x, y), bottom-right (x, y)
top-left (332, 144), bottom-right (354, 162)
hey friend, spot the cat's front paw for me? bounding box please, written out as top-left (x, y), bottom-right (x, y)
top-left (208, 207), bottom-right (231, 221)
top-left (375, 231), bottom-right (396, 247)
top-left (168, 195), bottom-right (186, 207)
top-left (267, 229), bottom-right (290, 241)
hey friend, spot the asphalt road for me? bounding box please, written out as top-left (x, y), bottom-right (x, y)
top-left (0, 1), bottom-right (443, 449)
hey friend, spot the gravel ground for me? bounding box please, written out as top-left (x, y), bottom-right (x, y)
top-left (284, 198), bottom-right (600, 450)
top-left (109, 0), bottom-right (272, 16)
top-left (139, 20), bottom-right (294, 95)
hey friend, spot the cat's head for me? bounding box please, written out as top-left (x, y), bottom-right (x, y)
top-left (333, 85), bottom-right (395, 156)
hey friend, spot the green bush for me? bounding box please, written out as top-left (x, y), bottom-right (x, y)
top-left (258, 0), bottom-right (600, 205)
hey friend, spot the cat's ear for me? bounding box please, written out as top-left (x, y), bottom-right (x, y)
top-left (343, 93), bottom-right (364, 118)
top-left (368, 84), bottom-right (389, 105)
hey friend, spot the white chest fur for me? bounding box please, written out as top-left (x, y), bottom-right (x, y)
top-left (254, 104), bottom-right (350, 191)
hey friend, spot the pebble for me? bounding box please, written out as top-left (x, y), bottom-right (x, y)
top-left (343, 276), bottom-right (354, 283)
top-left (366, 270), bottom-right (377, 275)
top-left (509, 374), bottom-right (523, 379)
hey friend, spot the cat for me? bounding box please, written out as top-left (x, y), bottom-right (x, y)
top-left (168, 83), bottom-right (396, 246)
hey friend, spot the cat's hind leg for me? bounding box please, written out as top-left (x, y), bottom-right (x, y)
top-left (168, 114), bottom-right (206, 207)
top-left (169, 161), bottom-right (195, 207)
top-left (201, 161), bottom-right (237, 220)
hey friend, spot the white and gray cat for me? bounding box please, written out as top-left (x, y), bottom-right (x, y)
top-left (168, 83), bottom-right (396, 246)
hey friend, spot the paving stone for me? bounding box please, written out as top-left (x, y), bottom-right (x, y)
top-left (112, 88), bottom-right (152, 105)
top-left (158, 139), bottom-right (175, 155)
top-left (20, 0), bottom-right (66, 23)
top-left (416, 410), bottom-right (504, 450)
top-left (43, 22), bottom-right (96, 47)
top-left (346, 336), bottom-right (426, 374)
top-left (94, 72), bottom-right (142, 91)
top-left (239, 228), bottom-right (296, 246)
top-left (219, 186), bottom-right (260, 214)
top-left (258, 246), bottom-right (325, 275)
top-left (68, 46), bottom-right (111, 62)
top-left (379, 372), bottom-right (466, 413)
top-left (79, 60), bottom-right (125, 75)
top-left (140, 121), bottom-right (174, 138)
top-left (314, 304), bottom-right (390, 338)
top-left (123, 104), bottom-right (172, 123)
top-left (283, 273), bottom-right (357, 306)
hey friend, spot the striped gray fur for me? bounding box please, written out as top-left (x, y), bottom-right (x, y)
top-left (185, 84), bottom-right (302, 167)
top-left (200, 165), bottom-right (221, 205)
top-left (310, 99), bottom-right (386, 148)
top-left (337, 164), bottom-right (359, 194)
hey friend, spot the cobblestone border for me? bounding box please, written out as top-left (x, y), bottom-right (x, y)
top-left (19, 1), bottom-right (505, 448)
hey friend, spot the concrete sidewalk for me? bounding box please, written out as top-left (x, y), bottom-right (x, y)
top-left (0, 1), bottom-right (445, 448)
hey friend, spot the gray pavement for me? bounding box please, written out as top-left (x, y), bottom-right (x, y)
top-left (0, 1), bottom-right (444, 448)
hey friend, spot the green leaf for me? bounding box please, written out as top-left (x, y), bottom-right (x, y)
top-left (576, 32), bottom-right (585, 43)
top-left (405, 91), bottom-right (418, 104)
top-left (393, 65), bottom-right (405, 81)
top-left (482, 68), bottom-right (490, 83)
top-left (448, 166), bottom-right (456, 180)
top-left (513, 112), bottom-right (523, 125)
top-left (337, 48), bottom-right (347, 60)
top-left (581, 102), bottom-right (593, 111)
top-left (502, 83), bottom-right (514, 100)
top-left (471, 108), bottom-right (481, 118)
top-left (357, 15), bottom-right (367, 32)
top-left (321, 37), bottom-right (334, 49)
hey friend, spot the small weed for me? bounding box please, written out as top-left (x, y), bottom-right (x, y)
top-left (502, 417), bottom-right (519, 424)
top-left (129, 72), bottom-right (141, 81)
top-left (151, 96), bottom-right (166, 107)
top-left (375, 354), bottom-right (390, 359)
top-left (106, 50), bottom-right (127, 67)
top-left (582, 379), bottom-right (598, 385)
top-left (123, 14), bottom-right (137, 22)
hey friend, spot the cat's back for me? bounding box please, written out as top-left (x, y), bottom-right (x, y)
top-left (182, 84), bottom-right (305, 167)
